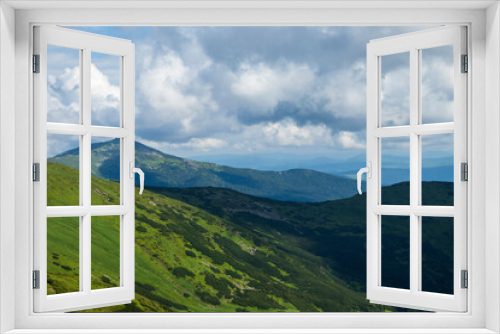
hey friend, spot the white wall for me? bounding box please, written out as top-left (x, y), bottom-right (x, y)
top-left (0, 2), bottom-right (16, 333)
top-left (486, 2), bottom-right (500, 333)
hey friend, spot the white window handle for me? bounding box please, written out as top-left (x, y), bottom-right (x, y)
top-left (357, 162), bottom-right (371, 195)
top-left (130, 162), bottom-right (145, 195)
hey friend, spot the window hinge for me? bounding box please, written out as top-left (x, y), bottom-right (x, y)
top-left (461, 270), bottom-right (468, 289)
top-left (33, 270), bottom-right (40, 289)
top-left (33, 163), bottom-right (40, 182)
top-left (461, 162), bottom-right (468, 182)
top-left (461, 54), bottom-right (468, 73)
top-left (33, 54), bottom-right (40, 73)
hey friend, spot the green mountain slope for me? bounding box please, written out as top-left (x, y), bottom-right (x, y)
top-left (152, 181), bottom-right (454, 296)
top-left (48, 139), bottom-right (361, 202)
top-left (47, 162), bottom-right (394, 312)
top-left (47, 162), bottom-right (452, 312)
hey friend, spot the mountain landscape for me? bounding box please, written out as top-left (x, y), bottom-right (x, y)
top-left (49, 139), bottom-right (364, 202)
top-left (189, 152), bottom-right (454, 186)
top-left (46, 139), bottom-right (454, 312)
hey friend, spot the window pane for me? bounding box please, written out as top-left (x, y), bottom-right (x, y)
top-left (47, 45), bottom-right (80, 124)
top-left (91, 52), bottom-right (121, 127)
top-left (380, 52), bottom-right (410, 127)
top-left (47, 217), bottom-right (80, 295)
top-left (421, 45), bottom-right (454, 124)
top-left (421, 133), bottom-right (454, 206)
top-left (47, 133), bottom-right (80, 206)
top-left (421, 217), bottom-right (454, 295)
top-left (91, 216), bottom-right (121, 290)
top-left (91, 137), bottom-right (121, 205)
top-left (381, 137), bottom-right (410, 205)
top-left (381, 215), bottom-right (410, 290)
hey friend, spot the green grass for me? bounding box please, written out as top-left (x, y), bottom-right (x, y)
top-left (47, 217), bottom-right (79, 295)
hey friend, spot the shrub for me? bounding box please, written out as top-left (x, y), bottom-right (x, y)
top-left (225, 269), bottom-right (242, 279)
top-left (185, 250), bottom-right (196, 257)
top-left (172, 267), bottom-right (195, 278)
top-left (195, 290), bottom-right (220, 306)
top-left (136, 225), bottom-right (148, 233)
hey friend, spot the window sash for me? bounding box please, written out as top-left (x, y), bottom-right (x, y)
top-left (366, 26), bottom-right (468, 312)
top-left (32, 25), bottom-right (136, 313)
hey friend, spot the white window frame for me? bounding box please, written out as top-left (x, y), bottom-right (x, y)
top-left (33, 25), bottom-right (136, 313)
top-left (366, 26), bottom-right (468, 312)
top-left (1, 1), bottom-right (499, 333)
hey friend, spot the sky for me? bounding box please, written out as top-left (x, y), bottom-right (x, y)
top-left (46, 26), bottom-right (454, 165)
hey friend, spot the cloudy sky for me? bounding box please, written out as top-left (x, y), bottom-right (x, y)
top-left (46, 26), bottom-right (454, 164)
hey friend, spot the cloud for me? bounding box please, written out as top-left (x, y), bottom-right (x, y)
top-left (260, 119), bottom-right (334, 147)
top-left (421, 45), bottom-right (454, 123)
top-left (47, 63), bottom-right (121, 127)
top-left (135, 42), bottom-right (229, 143)
top-left (230, 61), bottom-right (315, 113)
top-left (47, 66), bottom-right (80, 124)
top-left (140, 137), bottom-right (227, 153)
top-left (53, 26), bottom-right (449, 158)
top-left (90, 63), bottom-right (121, 126)
top-left (336, 131), bottom-right (365, 149)
top-left (380, 53), bottom-right (411, 127)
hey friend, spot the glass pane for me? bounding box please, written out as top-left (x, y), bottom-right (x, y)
top-left (421, 45), bottom-right (454, 124)
top-left (91, 216), bottom-right (121, 290)
top-left (47, 134), bottom-right (80, 206)
top-left (421, 217), bottom-right (454, 295)
top-left (91, 52), bottom-right (121, 127)
top-left (381, 137), bottom-right (410, 205)
top-left (421, 133), bottom-right (454, 206)
top-left (47, 217), bottom-right (80, 295)
top-left (381, 215), bottom-right (410, 290)
top-left (47, 45), bottom-right (80, 124)
top-left (381, 52), bottom-right (410, 127)
top-left (91, 137), bottom-right (121, 205)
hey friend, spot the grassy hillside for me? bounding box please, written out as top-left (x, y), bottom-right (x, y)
top-left (153, 181), bottom-right (454, 296)
top-left (48, 162), bottom-right (395, 312)
top-left (48, 139), bottom-right (362, 202)
top-left (47, 162), bottom-right (452, 312)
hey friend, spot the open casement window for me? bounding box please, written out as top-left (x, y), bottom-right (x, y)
top-left (365, 26), bottom-right (467, 312)
top-left (33, 26), bottom-right (139, 312)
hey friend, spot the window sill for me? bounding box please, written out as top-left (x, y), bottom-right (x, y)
top-left (4, 330), bottom-right (498, 334)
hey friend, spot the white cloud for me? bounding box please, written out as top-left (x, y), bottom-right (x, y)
top-left (421, 55), bottom-right (454, 123)
top-left (139, 137), bottom-right (227, 153)
top-left (47, 67), bottom-right (80, 124)
top-left (318, 61), bottom-right (366, 120)
top-left (380, 66), bottom-right (410, 126)
top-left (47, 64), bottom-right (121, 127)
top-left (230, 61), bottom-right (316, 113)
top-left (335, 131), bottom-right (365, 149)
top-left (260, 119), bottom-right (334, 147)
top-left (136, 44), bottom-right (225, 141)
top-left (90, 63), bottom-right (121, 126)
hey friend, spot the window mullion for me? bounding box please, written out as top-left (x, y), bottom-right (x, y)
top-left (82, 47), bottom-right (92, 294)
top-left (409, 47), bottom-right (420, 294)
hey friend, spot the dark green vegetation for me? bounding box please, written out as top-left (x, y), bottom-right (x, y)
top-left (49, 139), bottom-right (361, 202)
top-left (47, 161), bottom-right (453, 312)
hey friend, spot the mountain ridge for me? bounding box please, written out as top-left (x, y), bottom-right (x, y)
top-left (49, 139), bottom-right (363, 202)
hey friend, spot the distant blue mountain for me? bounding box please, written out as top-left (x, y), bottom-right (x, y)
top-left (191, 152), bottom-right (454, 186)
